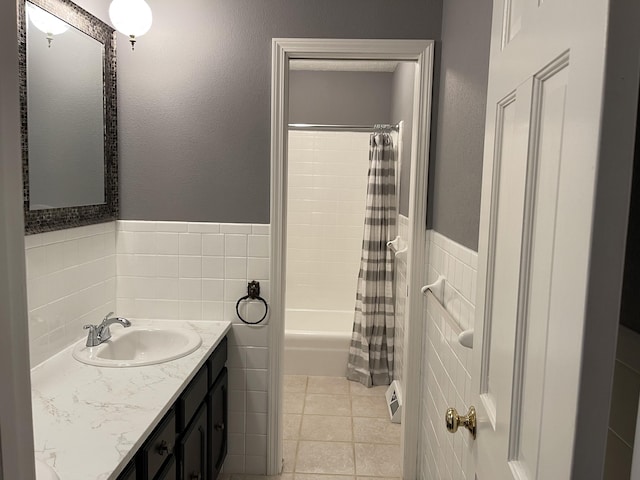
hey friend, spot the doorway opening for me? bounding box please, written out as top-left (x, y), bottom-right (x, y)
top-left (269, 39), bottom-right (435, 478)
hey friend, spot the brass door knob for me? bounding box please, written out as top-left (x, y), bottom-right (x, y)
top-left (445, 406), bottom-right (476, 439)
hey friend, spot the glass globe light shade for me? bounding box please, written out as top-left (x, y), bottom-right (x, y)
top-left (109, 0), bottom-right (153, 38)
top-left (27, 3), bottom-right (70, 36)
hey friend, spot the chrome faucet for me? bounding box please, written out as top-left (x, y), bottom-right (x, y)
top-left (83, 312), bottom-right (131, 347)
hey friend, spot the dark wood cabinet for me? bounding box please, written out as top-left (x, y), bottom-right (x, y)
top-left (118, 462), bottom-right (137, 480)
top-left (179, 403), bottom-right (208, 480)
top-left (208, 369), bottom-right (227, 480)
top-left (115, 337), bottom-right (227, 480)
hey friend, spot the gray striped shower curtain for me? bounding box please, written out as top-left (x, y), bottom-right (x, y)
top-left (346, 132), bottom-right (396, 387)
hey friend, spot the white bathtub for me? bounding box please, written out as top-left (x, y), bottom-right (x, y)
top-left (284, 309), bottom-right (353, 377)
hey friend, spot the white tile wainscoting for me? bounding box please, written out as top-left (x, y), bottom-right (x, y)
top-left (24, 220), bottom-right (272, 475)
top-left (25, 222), bottom-right (117, 367)
top-left (418, 230), bottom-right (478, 480)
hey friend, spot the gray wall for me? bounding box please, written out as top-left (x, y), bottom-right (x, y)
top-left (428, 0), bottom-right (492, 250)
top-left (75, 0), bottom-right (443, 224)
top-left (390, 63), bottom-right (416, 217)
top-left (289, 71), bottom-right (392, 125)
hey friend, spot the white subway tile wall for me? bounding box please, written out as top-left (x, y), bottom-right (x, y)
top-left (419, 230), bottom-right (478, 480)
top-left (286, 131), bottom-right (370, 312)
top-left (25, 222), bottom-right (117, 367)
top-left (393, 214), bottom-right (409, 387)
top-left (116, 220), bottom-right (270, 475)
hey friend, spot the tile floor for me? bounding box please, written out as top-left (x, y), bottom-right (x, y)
top-left (221, 375), bottom-right (402, 480)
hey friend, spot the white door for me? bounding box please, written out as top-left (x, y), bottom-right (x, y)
top-left (471, 0), bottom-right (621, 479)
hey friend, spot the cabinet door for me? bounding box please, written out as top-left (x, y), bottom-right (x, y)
top-left (116, 461), bottom-right (136, 480)
top-left (180, 403), bottom-right (207, 480)
top-left (208, 368), bottom-right (228, 480)
top-left (155, 455), bottom-right (176, 480)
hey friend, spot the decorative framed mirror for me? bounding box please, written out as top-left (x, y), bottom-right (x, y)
top-left (18, 0), bottom-right (118, 234)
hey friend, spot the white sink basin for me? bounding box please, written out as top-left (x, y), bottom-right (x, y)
top-left (72, 327), bottom-right (202, 367)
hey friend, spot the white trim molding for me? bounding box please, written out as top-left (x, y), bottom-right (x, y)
top-left (269, 38), bottom-right (434, 478)
top-left (0, 1), bottom-right (36, 478)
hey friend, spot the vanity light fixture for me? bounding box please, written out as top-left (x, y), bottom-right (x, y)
top-left (108, 0), bottom-right (152, 50)
top-left (26, 3), bottom-right (69, 47)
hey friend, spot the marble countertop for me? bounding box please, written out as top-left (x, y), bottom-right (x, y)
top-left (31, 320), bottom-right (232, 480)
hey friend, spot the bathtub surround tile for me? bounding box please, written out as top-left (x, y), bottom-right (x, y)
top-left (418, 230), bottom-right (477, 480)
top-left (295, 441), bottom-right (355, 475)
top-left (287, 131), bottom-right (369, 314)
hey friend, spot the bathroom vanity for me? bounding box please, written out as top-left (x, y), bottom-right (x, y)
top-left (31, 320), bottom-right (231, 480)
top-left (117, 336), bottom-right (228, 480)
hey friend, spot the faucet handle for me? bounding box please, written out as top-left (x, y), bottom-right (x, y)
top-left (83, 324), bottom-right (100, 347)
top-left (102, 312), bottom-right (115, 324)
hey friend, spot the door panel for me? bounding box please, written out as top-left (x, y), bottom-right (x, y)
top-left (472, 0), bottom-right (612, 478)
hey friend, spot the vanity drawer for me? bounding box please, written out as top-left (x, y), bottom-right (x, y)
top-left (208, 337), bottom-right (227, 387)
top-left (178, 363), bottom-right (208, 430)
top-left (140, 408), bottom-right (176, 480)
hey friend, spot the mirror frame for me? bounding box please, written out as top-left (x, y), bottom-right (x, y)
top-left (18, 0), bottom-right (118, 235)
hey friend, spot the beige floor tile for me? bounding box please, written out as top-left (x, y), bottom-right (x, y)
top-left (295, 441), bottom-right (355, 475)
top-left (354, 443), bottom-right (401, 477)
top-left (348, 382), bottom-right (388, 397)
top-left (304, 394), bottom-right (351, 416)
top-left (351, 395), bottom-right (388, 418)
top-left (229, 476), bottom-right (294, 480)
top-left (356, 477), bottom-right (400, 480)
top-left (300, 415), bottom-right (353, 442)
top-left (307, 376), bottom-right (350, 395)
top-left (285, 375), bottom-right (308, 393)
top-left (352, 417), bottom-right (401, 444)
top-left (284, 392), bottom-right (306, 414)
top-left (284, 414), bottom-right (302, 440)
top-left (296, 475), bottom-right (355, 479)
top-left (283, 440), bottom-right (298, 473)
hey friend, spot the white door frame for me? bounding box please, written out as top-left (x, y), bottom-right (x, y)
top-left (0, 1), bottom-right (36, 479)
top-left (268, 38), bottom-right (434, 478)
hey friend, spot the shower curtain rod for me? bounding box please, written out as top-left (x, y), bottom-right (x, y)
top-left (288, 123), bottom-right (399, 132)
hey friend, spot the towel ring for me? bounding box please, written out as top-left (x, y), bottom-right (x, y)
top-left (236, 280), bottom-right (268, 325)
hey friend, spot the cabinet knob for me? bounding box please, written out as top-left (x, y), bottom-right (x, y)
top-left (214, 422), bottom-right (225, 431)
top-left (156, 440), bottom-right (171, 456)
